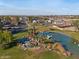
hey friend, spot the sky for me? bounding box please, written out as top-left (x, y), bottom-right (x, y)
top-left (0, 0), bottom-right (79, 15)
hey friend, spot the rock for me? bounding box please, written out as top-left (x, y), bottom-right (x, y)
top-left (66, 51), bottom-right (71, 56)
top-left (74, 42), bottom-right (77, 44)
top-left (63, 52), bottom-right (68, 57)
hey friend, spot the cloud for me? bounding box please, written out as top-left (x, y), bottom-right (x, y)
top-left (0, 0), bottom-right (79, 15)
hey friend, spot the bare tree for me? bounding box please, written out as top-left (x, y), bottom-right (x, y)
top-left (72, 20), bottom-right (79, 31)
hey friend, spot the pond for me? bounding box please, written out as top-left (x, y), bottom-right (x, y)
top-left (9, 28), bottom-right (26, 34)
top-left (37, 32), bottom-right (79, 56)
top-left (16, 38), bottom-right (30, 44)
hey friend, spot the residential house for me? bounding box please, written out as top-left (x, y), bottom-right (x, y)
top-left (53, 19), bottom-right (72, 28)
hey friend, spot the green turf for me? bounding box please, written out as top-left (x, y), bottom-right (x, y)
top-left (0, 47), bottom-right (26, 59)
top-left (0, 27), bottom-right (79, 59)
top-left (0, 47), bottom-right (75, 59)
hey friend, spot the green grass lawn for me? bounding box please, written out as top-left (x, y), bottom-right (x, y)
top-left (38, 51), bottom-right (75, 59)
top-left (52, 29), bottom-right (79, 40)
top-left (13, 31), bottom-right (29, 39)
top-left (0, 47), bottom-right (75, 59)
top-left (0, 47), bottom-right (26, 59)
top-left (0, 25), bottom-right (79, 59)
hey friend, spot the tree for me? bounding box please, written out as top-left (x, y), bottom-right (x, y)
top-left (0, 30), bottom-right (13, 44)
top-left (0, 18), bottom-right (3, 44)
top-left (72, 20), bottom-right (79, 31)
top-left (0, 19), bottom-right (3, 31)
top-left (44, 17), bottom-right (48, 20)
top-left (5, 16), bottom-right (11, 21)
top-left (28, 16), bottom-right (33, 23)
top-left (16, 16), bottom-right (19, 22)
top-left (0, 31), bottom-right (3, 44)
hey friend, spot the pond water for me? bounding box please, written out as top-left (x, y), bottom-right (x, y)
top-left (38, 32), bottom-right (79, 56)
top-left (16, 38), bottom-right (30, 44)
top-left (10, 28), bottom-right (26, 34)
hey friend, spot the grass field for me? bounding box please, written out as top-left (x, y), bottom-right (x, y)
top-left (0, 47), bottom-right (26, 59)
top-left (0, 47), bottom-right (75, 59)
top-left (0, 25), bottom-right (79, 59)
